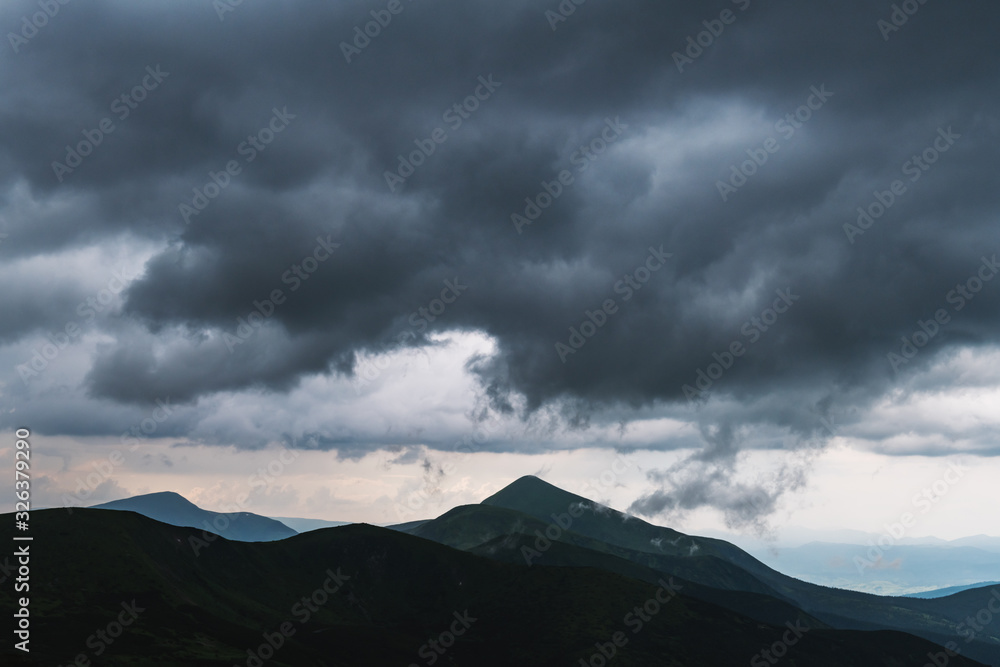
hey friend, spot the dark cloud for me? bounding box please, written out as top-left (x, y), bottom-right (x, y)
top-left (2, 0), bottom-right (999, 470)
top-left (629, 418), bottom-right (820, 537)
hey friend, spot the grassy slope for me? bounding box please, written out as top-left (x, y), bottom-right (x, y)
top-left (414, 504), bottom-right (789, 597)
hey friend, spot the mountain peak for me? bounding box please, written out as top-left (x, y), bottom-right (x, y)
top-left (90, 491), bottom-right (296, 542)
top-left (485, 475), bottom-right (575, 501)
top-left (502, 475), bottom-right (559, 492)
top-left (482, 475), bottom-right (596, 515)
top-left (94, 490), bottom-right (199, 510)
top-left (448, 474), bottom-right (699, 567)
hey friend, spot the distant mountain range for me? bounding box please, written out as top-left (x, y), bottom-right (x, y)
top-left (91, 491), bottom-right (297, 542)
top-left (90, 491), bottom-right (379, 536)
top-left (906, 583), bottom-right (1000, 599)
top-left (1, 476), bottom-right (995, 665)
top-left (714, 526), bottom-right (1000, 552)
top-left (742, 541), bottom-right (1000, 596)
top-left (268, 516), bottom-right (350, 533)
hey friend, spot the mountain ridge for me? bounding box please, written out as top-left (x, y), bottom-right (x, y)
top-left (410, 474), bottom-right (1000, 666)
top-left (1, 507), bottom-right (988, 667)
top-left (91, 490), bottom-right (297, 542)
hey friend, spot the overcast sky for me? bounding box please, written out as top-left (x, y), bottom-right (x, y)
top-left (2, 0), bottom-right (999, 540)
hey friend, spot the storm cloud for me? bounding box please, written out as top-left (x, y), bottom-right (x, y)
top-left (2, 0), bottom-right (999, 521)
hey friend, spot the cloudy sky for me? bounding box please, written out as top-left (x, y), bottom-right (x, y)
top-left (2, 0), bottom-right (999, 541)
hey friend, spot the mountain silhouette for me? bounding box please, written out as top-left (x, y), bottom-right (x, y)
top-left (92, 490), bottom-right (296, 541)
top-left (406, 475), bottom-right (1000, 666)
top-left (1, 507), bottom-right (988, 667)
